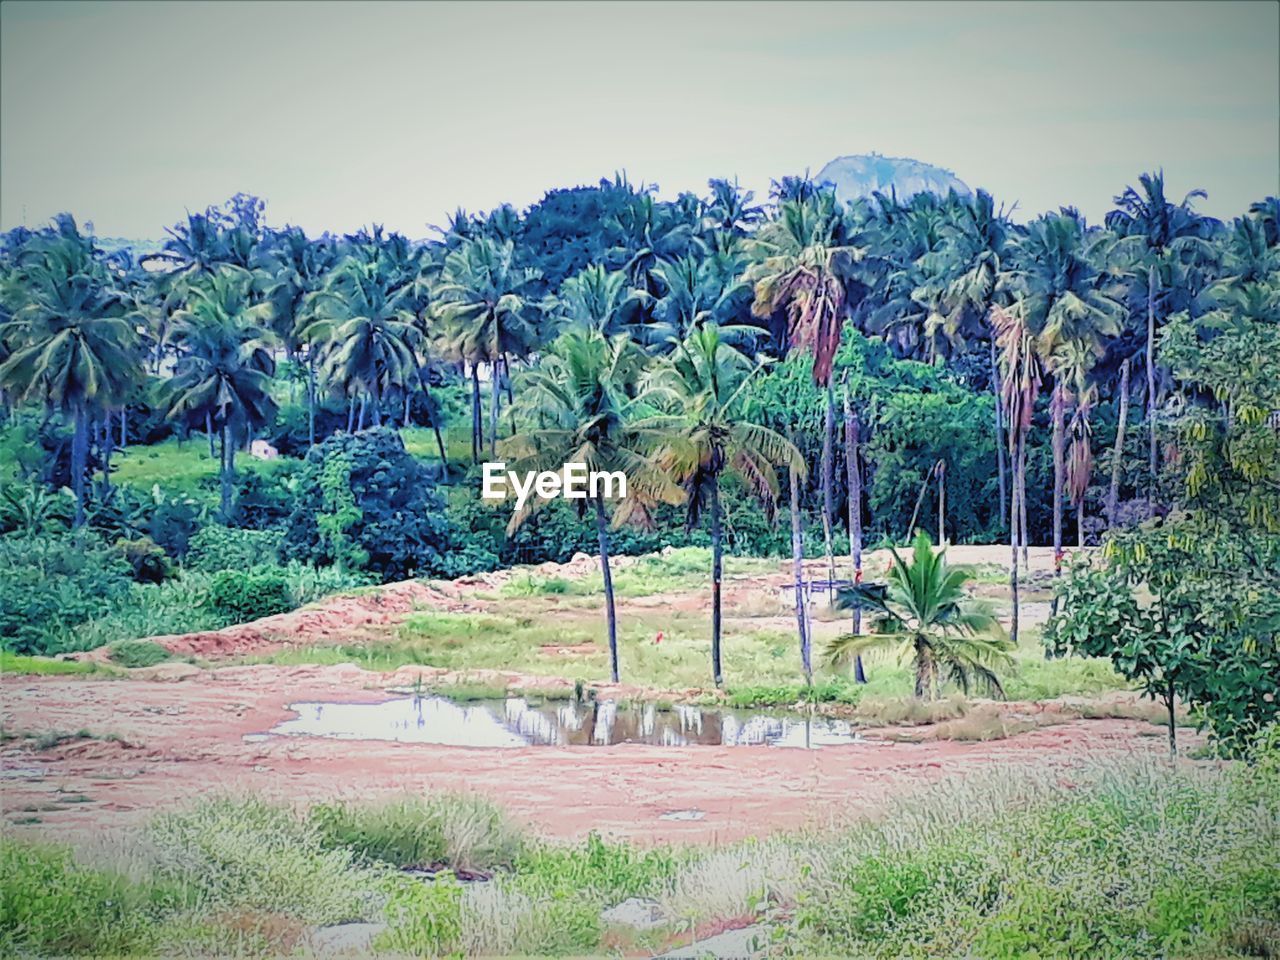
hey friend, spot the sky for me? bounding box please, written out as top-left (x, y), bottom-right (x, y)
top-left (1, 1), bottom-right (1277, 239)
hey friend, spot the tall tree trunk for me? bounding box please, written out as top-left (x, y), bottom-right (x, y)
top-left (369, 384), bottom-right (381, 427)
top-left (403, 392), bottom-right (411, 427)
top-left (991, 337), bottom-right (1008, 532)
top-left (470, 365), bottom-right (482, 463)
top-left (594, 496), bottom-right (620, 684)
top-left (356, 395), bottom-right (367, 432)
top-left (789, 461), bottom-right (811, 686)
top-left (206, 412), bottom-right (216, 460)
top-left (1020, 448), bottom-right (1029, 567)
top-left (219, 422), bottom-right (234, 519)
top-left (415, 365), bottom-right (449, 473)
top-left (489, 358), bottom-right (500, 458)
top-left (100, 413), bottom-right (114, 498)
top-left (71, 402), bottom-right (88, 528)
top-left (119, 408), bottom-right (127, 448)
top-left (1009, 433), bottom-right (1023, 646)
top-left (710, 474), bottom-right (726, 687)
top-left (346, 397), bottom-right (355, 433)
top-left (914, 640), bottom-right (934, 700)
top-left (1165, 679), bottom-right (1177, 758)
top-left (1107, 358), bottom-right (1131, 528)
top-left (307, 353), bottom-right (317, 448)
top-left (937, 460), bottom-right (946, 545)
top-left (504, 356), bottom-right (517, 438)
top-left (1051, 380), bottom-right (1065, 582)
top-left (1146, 263), bottom-right (1158, 499)
top-left (820, 382), bottom-right (836, 601)
top-left (843, 384), bottom-right (866, 683)
top-left (1077, 499), bottom-right (1085, 549)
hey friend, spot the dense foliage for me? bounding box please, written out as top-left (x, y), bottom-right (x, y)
top-left (0, 174), bottom-right (1275, 713)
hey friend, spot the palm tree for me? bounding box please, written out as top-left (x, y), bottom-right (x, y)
top-left (0, 222), bottom-right (139, 525)
top-left (646, 325), bottom-right (805, 687)
top-left (825, 531), bottom-right (1013, 700)
top-left (302, 258), bottom-right (424, 431)
top-left (165, 267), bottom-right (277, 517)
top-left (745, 194), bottom-right (866, 598)
top-left (556, 263), bottom-right (632, 337)
top-left (1004, 212), bottom-right (1123, 581)
top-left (992, 305), bottom-right (1041, 646)
top-left (1105, 172), bottom-right (1219, 491)
top-left (500, 330), bottom-right (683, 682)
top-left (434, 238), bottom-right (540, 458)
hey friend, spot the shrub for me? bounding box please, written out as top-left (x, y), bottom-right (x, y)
top-left (186, 525), bottom-right (283, 573)
top-left (115, 536), bottom-right (174, 583)
top-left (283, 428), bottom-right (451, 581)
top-left (209, 568), bottom-right (292, 623)
top-left (106, 639), bottom-right (172, 668)
top-left (0, 836), bottom-right (161, 955)
top-left (377, 874), bottom-right (465, 956)
top-left (0, 533), bottom-right (132, 655)
top-left (70, 576), bottom-right (222, 649)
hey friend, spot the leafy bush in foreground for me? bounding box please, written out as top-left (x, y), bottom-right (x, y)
top-left (186, 525), bottom-right (283, 574)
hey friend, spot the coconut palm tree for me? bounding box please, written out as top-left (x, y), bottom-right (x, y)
top-left (745, 194), bottom-right (867, 598)
top-left (1105, 172), bottom-right (1219, 489)
top-left (1003, 212), bottom-right (1124, 581)
top-left (646, 325), bottom-right (805, 687)
top-left (0, 222), bottom-right (139, 526)
top-left (556, 263), bottom-right (632, 337)
top-left (500, 330), bottom-right (684, 682)
top-left (825, 530), bottom-right (1012, 700)
top-left (165, 267), bottom-right (277, 517)
top-left (302, 258), bottom-right (424, 431)
top-left (434, 237), bottom-right (540, 458)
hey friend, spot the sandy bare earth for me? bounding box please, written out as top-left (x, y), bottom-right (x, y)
top-left (1, 667), bottom-right (1176, 848)
top-left (2, 544), bottom-right (1173, 848)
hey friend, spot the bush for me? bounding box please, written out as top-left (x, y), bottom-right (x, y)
top-left (106, 639), bottom-right (173, 668)
top-left (115, 536), bottom-right (174, 583)
top-left (0, 836), bottom-right (162, 956)
top-left (0, 533), bottom-right (132, 655)
top-left (186, 525), bottom-right (283, 573)
top-left (209, 568), bottom-right (292, 624)
top-left (283, 428), bottom-right (451, 581)
top-left (70, 576), bottom-right (222, 649)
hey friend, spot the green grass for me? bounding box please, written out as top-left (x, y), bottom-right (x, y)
top-left (110, 437), bottom-right (296, 496)
top-left (3, 748), bottom-right (1276, 959)
top-left (0, 651), bottom-right (99, 676)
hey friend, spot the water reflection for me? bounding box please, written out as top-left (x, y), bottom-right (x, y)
top-left (264, 696), bottom-right (866, 749)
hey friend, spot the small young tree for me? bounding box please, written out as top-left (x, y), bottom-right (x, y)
top-left (825, 531), bottom-right (1013, 700)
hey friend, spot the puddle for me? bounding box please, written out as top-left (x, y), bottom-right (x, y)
top-left (259, 696), bottom-right (868, 749)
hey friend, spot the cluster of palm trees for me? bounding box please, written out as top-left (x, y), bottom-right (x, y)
top-left (1, 175), bottom-right (1276, 692)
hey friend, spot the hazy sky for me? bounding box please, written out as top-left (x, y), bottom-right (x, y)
top-left (2, 1), bottom-right (1277, 239)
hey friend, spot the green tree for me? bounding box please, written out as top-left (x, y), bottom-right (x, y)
top-left (303, 258), bottom-right (424, 431)
top-left (826, 530), bottom-right (1013, 699)
top-left (500, 329), bottom-right (683, 682)
top-left (647, 325), bottom-right (804, 687)
top-left (434, 238), bottom-right (540, 459)
top-left (0, 221), bottom-right (139, 526)
top-left (164, 267), bottom-right (278, 518)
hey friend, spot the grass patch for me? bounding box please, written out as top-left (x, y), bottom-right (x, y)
top-left (106, 639), bottom-right (173, 669)
top-left (310, 793), bottom-right (524, 872)
top-left (0, 651), bottom-right (98, 676)
top-left (726, 677), bottom-right (864, 709)
top-left (852, 694), bottom-right (970, 727)
top-left (110, 437), bottom-right (294, 498)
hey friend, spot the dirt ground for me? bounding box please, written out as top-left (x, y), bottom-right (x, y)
top-left (3, 544), bottom-right (1168, 848)
top-left (1, 664), bottom-right (1175, 847)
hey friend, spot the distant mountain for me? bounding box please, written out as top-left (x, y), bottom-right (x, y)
top-left (814, 154), bottom-right (970, 204)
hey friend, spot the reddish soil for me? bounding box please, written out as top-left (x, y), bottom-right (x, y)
top-left (2, 663), bottom-right (1177, 848)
